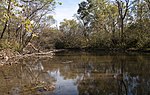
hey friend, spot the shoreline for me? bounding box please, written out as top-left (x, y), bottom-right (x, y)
top-left (0, 48), bottom-right (150, 66)
top-left (54, 48), bottom-right (150, 54)
top-left (0, 49), bottom-right (54, 66)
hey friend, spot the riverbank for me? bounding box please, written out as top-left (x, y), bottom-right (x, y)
top-left (0, 49), bottom-right (20, 66)
top-left (56, 48), bottom-right (150, 54)
top-left (0, 47), bottom-right (150, 66)
top-left (0, 49), bottom-right (55, 66)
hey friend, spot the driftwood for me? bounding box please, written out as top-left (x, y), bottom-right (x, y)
top-left (22, 42), bottom-right (66, 58)
top-left (21, 49), bottom-right (66, 58)
top-left (0, 50), bottom-right (53, 66)
top-left (21, 51), bottom-right (54, 58)
top-left (0, 49), bottom-right (65, 62)
top-left (23, 42), bottom-right (42, 54)
top-left (0, 42), bottom-right (66, 66)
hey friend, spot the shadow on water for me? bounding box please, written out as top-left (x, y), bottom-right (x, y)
top-left (0, 51), bottom-right (150, 95)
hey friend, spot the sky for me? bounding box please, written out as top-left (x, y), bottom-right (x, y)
top-left (53, 0), bottom-right (84, 26)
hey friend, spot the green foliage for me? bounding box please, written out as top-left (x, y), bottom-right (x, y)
top-left (24, 19), bottom-right (33, 33)
top-left (33, 27), bottom-right (61, 50)
top-left (55, 0), bottom-right (150, 51)
top-left (55, 39), bottom-right (65, 49)
top-left (0, 0), bottom-right (150, 52)
top-left (0, 40), bottom-right (21, 52)
top-left (58, 2), bottom-right (62, 5)
top-left (0, 0), bottom-right (57, 51)
top-left (89, 32), bottom-right (111, 49)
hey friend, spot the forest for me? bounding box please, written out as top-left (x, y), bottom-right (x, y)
top-left (0, 0), bottom-right (150, 53)
top-left (0, 0), bottom-right (150, 95)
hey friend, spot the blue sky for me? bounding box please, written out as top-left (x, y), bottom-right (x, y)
top-left (53, 0), bottom-right (84, 26)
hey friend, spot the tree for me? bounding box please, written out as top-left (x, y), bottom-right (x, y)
top-left (54, 19), bottom-right (88, 49)
top-left (0, 0), bottom-right (12, 39)
top-left (116, 0), bottom-right (129, 41)
top-left (59, 19), bottom-right (79, 36)
top-left (0, 0), bottom-right (57, 51)
top-left (77, 0), bottom-right (95, 39)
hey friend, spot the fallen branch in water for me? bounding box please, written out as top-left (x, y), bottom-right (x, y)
top-left (0, 49), bottom-right (58, 66)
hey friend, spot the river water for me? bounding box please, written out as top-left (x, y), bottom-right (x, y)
top-left (0, 51), bottom-right (150, 95)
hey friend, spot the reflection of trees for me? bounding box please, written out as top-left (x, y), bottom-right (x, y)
top-left (1, 52), bottom-right (150, 95)
top-left (43, 53), bottom-right (150, 95)
top-left (77, 77), bottom-right (117, 95)
top-left (111, 55), bottom-right (150, 95)
top-left (0, 57), bottom-right (54, 94)
top-left (111, 55), bottom-right (127, 95)
top-left (72, 54), bottom-right (150, 95)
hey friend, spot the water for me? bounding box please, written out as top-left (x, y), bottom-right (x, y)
top-left (0, 51), bottom-right (150, 95)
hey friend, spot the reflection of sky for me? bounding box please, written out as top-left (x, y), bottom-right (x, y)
top-left (53, 0), bottom-right (84, 26)
top-left (48, 69), bottom-right (79, 95)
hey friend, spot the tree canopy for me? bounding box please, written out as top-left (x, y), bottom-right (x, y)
top-left (0, 0), bottom-right (150, 52)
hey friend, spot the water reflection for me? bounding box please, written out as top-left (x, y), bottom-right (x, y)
top-left (49, 52), bottom-right (150, 95)
top-left (0, 58), bottom-right (54, 95)
top-left (47, 69), bottom-right (80, 95)
top-left (0, 52), bottom-right (150, 95)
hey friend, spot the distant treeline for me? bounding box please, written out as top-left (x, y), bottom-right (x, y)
top-left (0, 0), bottom-right (150, 52)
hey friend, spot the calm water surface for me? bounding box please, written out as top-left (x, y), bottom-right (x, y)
top-left (0, 51), bottom-right (150, 95)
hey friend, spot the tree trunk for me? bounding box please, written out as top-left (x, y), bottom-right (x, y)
top-left (121, 18), bottom-right (124, 41)
top-left (0, 20), bottom-right (8, 39)
top-left (0, 0), bottom-right (11, 39)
